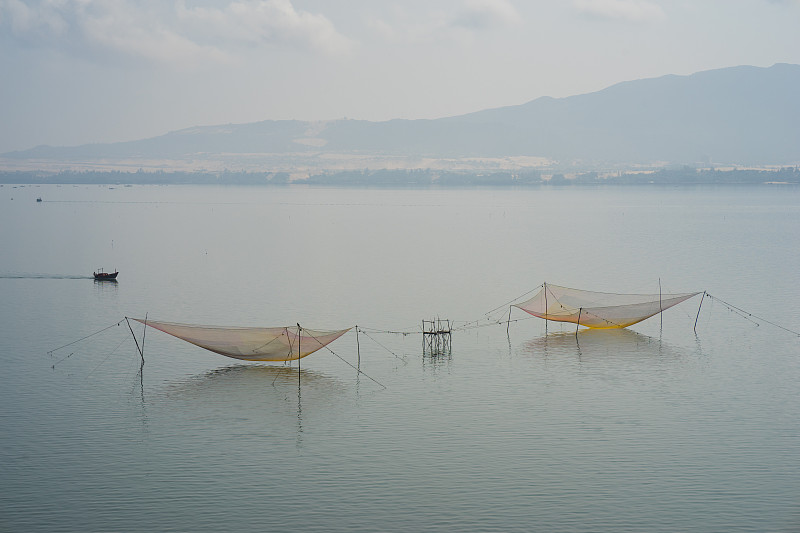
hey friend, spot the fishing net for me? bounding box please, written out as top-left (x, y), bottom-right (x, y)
top-left (131, 319), bottom-right (351, 361)
top-left (513, 283), bottom-right (700, 329)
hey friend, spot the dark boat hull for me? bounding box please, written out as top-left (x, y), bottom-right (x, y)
top-left (94, 272), bottom-right (118, 280)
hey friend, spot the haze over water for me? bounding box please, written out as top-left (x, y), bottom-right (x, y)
top-left (1, 184), bottom-right (799, 532)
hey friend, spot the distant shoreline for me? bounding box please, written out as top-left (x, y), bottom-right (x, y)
top-left (1, 166), bottom-right (799, 186)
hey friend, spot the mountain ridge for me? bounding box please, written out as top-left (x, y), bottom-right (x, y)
top-left (4, 63), bottom-right (799, 167)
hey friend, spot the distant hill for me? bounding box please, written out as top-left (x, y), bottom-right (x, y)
top-left (450, 63), bottom-right (800, 164)
top-left (5, 63), bottom-right (799, 167)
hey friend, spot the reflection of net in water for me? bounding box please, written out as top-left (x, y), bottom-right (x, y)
top-left (165, 365), bottom-right (344, 396)
top-left (157, 365), bottom-right (348, 446)
top-left (520, 328), bottom-right (693, 362)
top-left (162, 365), bottom-right (346, 413)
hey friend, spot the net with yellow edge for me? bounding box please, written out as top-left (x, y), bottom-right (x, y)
top-left (513, 283), bottom-right (700, 329)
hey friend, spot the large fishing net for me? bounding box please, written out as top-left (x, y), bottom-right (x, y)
top-left (131, 319), bottom-right (350, 361)
top-left (514, 283), bottom-right (700, 329)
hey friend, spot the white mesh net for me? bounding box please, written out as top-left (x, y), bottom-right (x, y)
top-left (513, 283), bottom-right (700, 329)
top-left (132, 319), bottom-right (351, 361)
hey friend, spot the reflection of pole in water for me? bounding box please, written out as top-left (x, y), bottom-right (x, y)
top-left (296, 375), bottom-right (303, 450)
top-left (138, 359), bottom-right (145, 400)
top-left (659, 278), bottom-right (663, 333)
top-left (134, 358), bottom-right (149, 437)
top-left (296, 324), bottom-right (303, 449)
top-left (422, 348), bottom-right (452, 374)
top-left (297, 324), bottom-right (301, 389)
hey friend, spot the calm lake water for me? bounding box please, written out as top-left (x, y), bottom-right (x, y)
top-left (1, 184), bottom-right (799, 532)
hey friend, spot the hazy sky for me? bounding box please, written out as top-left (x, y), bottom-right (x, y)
top-left (1, 0), bottom-right (798, 152)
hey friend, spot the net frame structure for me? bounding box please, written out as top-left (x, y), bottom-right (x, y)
top-left (131, 318), bottom-right (351, 361)
top-left (513, 283), bottom-right (701, 329)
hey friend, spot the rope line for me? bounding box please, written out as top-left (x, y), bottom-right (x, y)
top-left (357, 325), bottom-right (423, 335)
top-left (483, 284), bottom-right (543, 316)
top-left (88, 334), bottom-right (130, 376)
top-left (52, 351), bottom-right (75, 367)
top-left (302, 328), bottom-right (386, 389)
top-left (358, 314), bottom-right (536, 336)
top-left (322, 342), bottom-right (386, 389)
top-left (48, 320), bottom-right (124, 355)
top-left (706, 293), bottom-right (800, 336)
top-left (452, 315), bottom-right (535, 332)
top-left (357, 328), bottom-right (408, 363)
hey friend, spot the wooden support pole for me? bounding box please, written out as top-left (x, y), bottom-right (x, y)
top-left (356, 326), bottom-right (361, 368)
top-left (694, 292), bottom-right (706, 333)
top-left (125, 317), bottom-right (144, 361)
top-left (142, 312), bottom-right (148, 360)
top-left (544, 282), bottom-right (548, 333)
top-left (297, 323), bottom-right (301, 387)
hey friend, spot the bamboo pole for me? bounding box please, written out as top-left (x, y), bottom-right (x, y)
top-left (141, 312), bottom-right (148, 360)
top-left (544, 282), bottom-right (548, 333)
top-left (297, 323), bottom-right (302, 387)
top-left (694, 292), bottom-right (706, 333)
top-left (356, 326), bottom-right (361, 368)
top-left (125, 317), bottom-right (144, 361)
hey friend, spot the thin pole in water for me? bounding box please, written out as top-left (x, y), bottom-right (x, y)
top-left (544, 282), bottom-right (548, 333)
top-left (141, 312), bottom-right (148, 361)
top-left (694, 292), bottom-right (706, 333)
top-left (297, 323), bottom-right (302, 387)
top-left (576, 307), bottom-right (582, 336)
top-left (356, 326), bottom-right (361, 369)
top-left (659, 278), bottom-right (663, 330)
top-left (506, 306), bottom-right (512, 335)
top-left (125, 317), bottom-right (144, 361)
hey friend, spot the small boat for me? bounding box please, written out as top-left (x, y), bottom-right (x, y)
top-left (93, 269), bottom-right (119, 280)
top-left (36, 197), bottom-right (42, 202)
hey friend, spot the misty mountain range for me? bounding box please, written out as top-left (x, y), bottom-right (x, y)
top-left (5, 63), bottom-right (800, 168)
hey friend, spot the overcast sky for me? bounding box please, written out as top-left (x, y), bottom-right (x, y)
top-left (0, 0), bottom-right (798, 152)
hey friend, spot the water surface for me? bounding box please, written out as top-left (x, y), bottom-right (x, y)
top-left (1, 184), bottom-right (799, 532)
